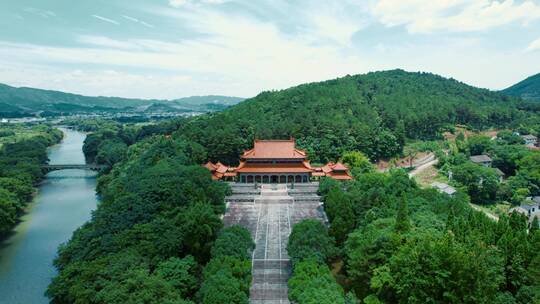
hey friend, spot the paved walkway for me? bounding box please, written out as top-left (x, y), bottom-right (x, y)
top-left (223, 183), bottom-right (325, 304)
top-left (250, 185), bottom-right (291, 303)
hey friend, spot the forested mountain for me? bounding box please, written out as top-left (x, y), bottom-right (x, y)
top-left (0, 83), bottom-right (244, 116)
top-left (46, 70), bottom-right (540, 303)
top-left (179, 69), bottom-right (533, 163)
top-left (502, 73), bottom-right (540, 101)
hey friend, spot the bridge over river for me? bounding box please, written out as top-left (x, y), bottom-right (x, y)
top-left (42, 164), bottom-right (106, 172)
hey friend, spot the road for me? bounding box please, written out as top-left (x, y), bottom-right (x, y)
top-left (405, 155), bottom-right (500, 222)
top-left (469, 204), bottom-right (500, 221)
top-left (408, 155), bottom-right (438, 177)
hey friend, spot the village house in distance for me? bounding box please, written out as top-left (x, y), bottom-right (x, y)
top-left (205, 139), bottom-right (352, 183)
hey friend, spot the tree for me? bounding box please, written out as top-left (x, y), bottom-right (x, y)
top-left (517, 153), bottom-right (540, 195)
top-left (342, 151), bottom-right (373, 174)
top-left (199, 255), bottom-right (251, 304)
top-left (197, 270), bottom-right (248, 304)
top-left (178, 202), bottom-right (223, 262)
top-left (531, 216), bottom-right (539, 234)
top-left (155, 256), bottom-right (199, 298)
top-left (96, 139), bottom-right (128, 167)
top-left (210, 225), bottom-right (254, 260)
top-left (394, 197), bottom-right (410, 233)
top-left (496, 130), bottom-right (524, 145)
top-left (345, 218), bottom-right (397, 299)
top-left (0, 188), bottom-right (18, 233)
top-left (288, 259), bottom-right (345, 304)
top-left (371, 232), bottom-right (505, 303)
top-left (452, 162), bottom-right (499, 204)
top-left (288, 220), bottom-right (337, 266)
top-left (47, 134), bottom-right (229, 303)
top-left (95, 268), bottom-right (192, 304)
top-left (202, 256), bottom-right (252, 294)
top-left (491, 144), bottom-right (531, 176)
top-left (329, 202), bottom-right (356, 246)
top-left (324, 187), bottom-right (348, 222)
top-left (318, 177), bottom-right (340, 198)
top-left (467, 135), bottom-right (492, 155)
top-left (0, 177), bottom-right (33, 202)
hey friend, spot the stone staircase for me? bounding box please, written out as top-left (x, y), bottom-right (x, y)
top-left (287, 182), bottom-right (322, 204)
top-left (249, 185), bottom-right (291, 303)
top-left (222, 182), bottom-right (325, 304)
top-left (225, 183), bottom-right (261, 202)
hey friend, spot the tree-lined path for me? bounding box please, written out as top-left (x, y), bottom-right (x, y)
top-left (223, 183), bottom-right (326, 303)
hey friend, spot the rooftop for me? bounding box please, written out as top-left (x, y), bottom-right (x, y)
top-left (241, 139), bottom-right (307, 159)
top-left (494, 168), bottom-right (505, 176)
top-left (431, 182), bottom-right (457, 195)
top-left (470, 155), bottom-right (492, 163)
top-left (522, 134), bottom-right (538, 140)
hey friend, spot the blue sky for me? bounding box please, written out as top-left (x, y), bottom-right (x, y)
top-left (1, 0), bottom-right (540, 99)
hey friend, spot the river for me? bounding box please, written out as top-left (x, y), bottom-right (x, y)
top-left (0, 128), bottom-right (98, 304)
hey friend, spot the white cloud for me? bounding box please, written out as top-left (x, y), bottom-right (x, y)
top-left (168, 0), bottom-right (226, 7)
top-left (91, 14), bottom-right (120, 25)
top-left (0, 65), bottom-right (194, 99)
top-left (371, 0), bottom-right (540, 33)
top-left (2, 0), bottom-right (540, 99)
top-left (23, 7), bottom-right (56, 18)
top-left (527, 37), bottom-right (540, 52)
top-left (122, 15), bottom-right (154, 28)
top-left (0, 9), bottom-right (368, 97)
top-left (77, 35), bottom-right (135, 50)
top-left (169, 0), bottom-right (188, 7)
top-left (303, 4), bottom-right (362, 46)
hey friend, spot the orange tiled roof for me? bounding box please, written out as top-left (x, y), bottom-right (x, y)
top-left (215, 162), bottom-right (228, 174)
top-left (204, 161), bottom-right (217, 171)
top-left (330, 162), bottom-right (349, 171)
top-left (321, 163), bottom-right (333, 174)
top-left (242, 139), bottom-right (306, 159)
top-left (327, 170), bottom-right (353, 180)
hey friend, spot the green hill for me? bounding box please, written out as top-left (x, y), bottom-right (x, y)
top-left (179, 69), bottom-right (528, 163)
top-left (501, 72), bottom-right (540, 101)
top-left (0, 83), bottom-right (244, 115)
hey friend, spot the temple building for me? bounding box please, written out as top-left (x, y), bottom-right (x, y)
top-left (205, 139), bottom-right (352, 183)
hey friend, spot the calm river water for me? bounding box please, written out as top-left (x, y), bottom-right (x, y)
top-left (0, 128), bottom-right (98, 304)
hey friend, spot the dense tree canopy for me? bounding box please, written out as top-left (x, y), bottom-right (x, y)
top-left (47, 133), bottom-right (232, 303)
top-left (288, 219), bottom-right (337, 266)
top-left (177, 70), bottom-right (532, 163)
top-left (319, 167), bottom-right (540, 303)
top-left (0, 124), bottom-right (62, 236)
top-left (42, 70), bottom-right (540, 303)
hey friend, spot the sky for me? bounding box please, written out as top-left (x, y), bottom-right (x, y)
top-left (0, 0), bottom-right (540, 99)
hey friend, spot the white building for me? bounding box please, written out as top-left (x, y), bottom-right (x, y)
top-left (431, 182), bottom-right (457, 196)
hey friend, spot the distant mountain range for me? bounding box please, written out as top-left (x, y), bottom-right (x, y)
top-left (501, 73), bottom-right (540, 101)
top-left (0, 83), bottom-right (244, 117)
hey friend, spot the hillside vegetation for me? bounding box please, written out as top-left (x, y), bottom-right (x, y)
top-left (0, 124), bottom-right (62, 236)
top-left (179, 69), bottom-right (529, 163)
top-left (502, 73), bottom-right (540, 101)
top-left (46, 70), bottom-right (540, 303)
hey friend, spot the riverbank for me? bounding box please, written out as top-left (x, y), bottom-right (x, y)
top-left (0, 124), bottom-right (63, 238)
top-left (0, 128), bottom-right (98, 304)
